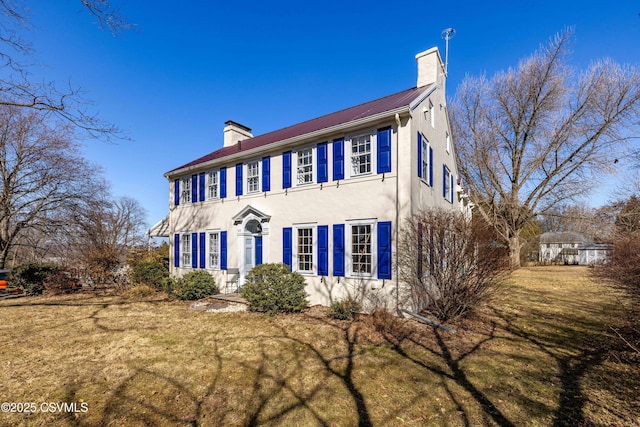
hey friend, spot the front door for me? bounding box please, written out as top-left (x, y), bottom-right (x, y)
top-left (240, 219), bottom-right (263, 285)
top-left (244, 236), bottom-right (254, 278)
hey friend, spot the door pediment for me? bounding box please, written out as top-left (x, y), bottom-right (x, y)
top-left (232, 205), bottom-right (271, 225)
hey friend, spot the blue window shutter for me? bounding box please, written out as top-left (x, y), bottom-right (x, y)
top-left (282, 151), bottom-right (292, 189)
top-left (262, 156), bottom-right (271, 192)
top-left (333, 224), bottom-right (345, 276)
top-left (283, 227), bottom-right (292, 270)
top-left (317, 225), bottom-right (328, 276)
top-left (174, 234), bottom-right (180, 268)
top-left (450, 174), bottom-right (455, 203)
top-left (191, 175), bottom-right (198, 203)
top-left (317, 142), bottom-right (328, 183)
top-left (255, 236), bottom-right (263, 266)
top-left (235, 163), bottom-right (243, 196)
top-left (174, 179), bottom-right (180, 206)
top-left (199, 173), bottom-right (205, 202)
top-left (417, 222), bottom-right (423, 277)
top-left (378, 221), bottom-right (392, 279)
top-left (199, 232), bottom-right (206, 268)
top-left (443, 165), bottom-right (447, 198)
top-left (417, 132), bottom-right (423, 179)
top-left (429, 146), bottom-right (434, 186)
top-left (332, 138), bottom-right (344, 180)
top-left (377, 127), bottom-right (392, 174)
top-left (220, 231), bottom-right (227, 270)
top-left (191, 232), bottom-right (198, 268)
top-left (220, 167), bottom-right (227, 198)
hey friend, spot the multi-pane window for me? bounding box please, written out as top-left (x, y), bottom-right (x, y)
top-left (297, 227), bottom-right (313, 272)
top-left (350, 134), bottom-right (372, 176)
top-left (297, 148), bottom-right (313, 185)
top-left (444, 166), bottom-right (453, 203)
top-left (181, 233), bottom-right (191, 267)
top-left (208, 232), bottom-right (220, 269)
top-left (180, 177), bottom-right (191, 204)
top-left (351, 224), bottom-right (372, 275)
top-left (421, 135), bottom-right (429, 181)
top-left (247, 161), bottom-right (260, 193)
top-left (207, 171), bottom-right (218, 199)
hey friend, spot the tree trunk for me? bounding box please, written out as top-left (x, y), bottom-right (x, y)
top-left (509, 235), bottom-right (521, 269)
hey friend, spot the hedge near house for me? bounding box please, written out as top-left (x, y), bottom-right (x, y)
top-left (241, 263), bottom-right (308, 315)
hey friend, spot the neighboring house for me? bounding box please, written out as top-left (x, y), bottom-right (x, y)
top-left (157, 47), bottom-right (471, 309)
top-left (578, 243), bottom-right (612, 265)
top-left (539, 232), bottom-right (612, 265)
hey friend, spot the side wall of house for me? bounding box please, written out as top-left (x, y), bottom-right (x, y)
top-left (409, 86), bottom-right (466, 217)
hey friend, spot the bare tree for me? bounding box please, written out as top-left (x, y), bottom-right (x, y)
top-left (59, 195), bottom-right (148, 286)
top-left (398, 208), bottom-right (509, 322)
top-left (538, 202), bottom-right (616, 242)
top-left (451, 29), bottom-right (640, 268)
top-left (0, 0), bottom-right (131, 138)
top-left (0, 104), bottom-right (105, 268)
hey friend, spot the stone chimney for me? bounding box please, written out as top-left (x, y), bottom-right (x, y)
top-left (223, 120), bottom-right (253, 148)
top-left (416, 47), bottom-right (446, 88)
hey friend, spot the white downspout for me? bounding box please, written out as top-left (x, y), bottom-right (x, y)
top-left (394, 112), bottom-right (401, 314)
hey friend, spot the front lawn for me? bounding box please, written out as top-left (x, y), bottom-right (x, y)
top-left (0, 266), bottom-right (637, 426)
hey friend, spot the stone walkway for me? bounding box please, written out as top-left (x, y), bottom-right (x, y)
top-left (189, 293), bottom-right (248, 313)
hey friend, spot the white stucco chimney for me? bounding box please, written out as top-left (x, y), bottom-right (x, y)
top-left (416, 47), bottom-right (445, 88)
top-left (223, 120), bottom-right (253, 148)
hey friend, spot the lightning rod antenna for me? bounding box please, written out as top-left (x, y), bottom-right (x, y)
top-left (441, 27), bottom-right (456, 74)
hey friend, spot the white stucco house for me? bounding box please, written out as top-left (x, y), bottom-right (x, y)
top-left (538, 232), bottom-right (612, 265)
top-left (157, 47), bottom-right (471, 309)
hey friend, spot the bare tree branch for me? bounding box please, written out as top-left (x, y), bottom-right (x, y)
top-left (451, 29), bottom-right (640, 268)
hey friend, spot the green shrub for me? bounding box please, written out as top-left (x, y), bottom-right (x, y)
top-left (328, 297), bottom-right (361, 320)
top-left (241, 263), bottom-right (308, 315)
top-left (159, 277), bottom-right (176, 295)
top-left (131, 261), bottom-right (169, 289)
top-left (173, 271), bottom-right (218, 300)
top-left (10, 264), bottom-right (61, 295)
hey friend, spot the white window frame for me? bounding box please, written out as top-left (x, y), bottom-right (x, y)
top-left (346, 131), bottom-right (376, 178)
top-left (346, 219), bottom-right (377, 278)
top-left (444, 166), bottom-right (453, 203)
top-left (420, 133), bottom-right (430, 184)
top-left (446, 131), bottom-right (451, 154)
top-left (294, 146), bottom-right (315, 186)
top-left (207, 170), bottom-right (219, 200)
top-left (207, 230), bottom-right (221, 270)
top-left (245, 160), bottom-right (261, 194)
top-left (181, 233), bottom-right (191, 268)
top-left (180, 177), bottom-right (191, 204)
top-left (429, 100), bottom-right (435, 128)
top-left (292, 224), bottom-right (316, 275)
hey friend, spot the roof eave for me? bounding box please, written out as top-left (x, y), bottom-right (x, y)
top-left (165, 105), bottom-right (410, 179)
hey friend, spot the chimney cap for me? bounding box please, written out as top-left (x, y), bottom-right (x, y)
top-left (224, 120), bottom-right (252, 133)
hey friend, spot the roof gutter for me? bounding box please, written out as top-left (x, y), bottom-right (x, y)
top-left (165, 105), bottom-right (411, 179)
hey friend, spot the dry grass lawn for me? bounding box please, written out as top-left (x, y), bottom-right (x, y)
top-left (0, 266), bottom-right (638, 426)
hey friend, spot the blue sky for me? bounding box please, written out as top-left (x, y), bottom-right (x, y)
top-left (23, 0), bottom-right (640, 226)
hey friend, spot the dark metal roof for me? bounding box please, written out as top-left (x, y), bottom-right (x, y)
top-left (168, 86), bottom-right (426, 175)
top-left (540, 232), bottom-right (590, 244)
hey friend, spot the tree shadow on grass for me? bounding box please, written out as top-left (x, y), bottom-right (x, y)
top-left (374, 313), bottom-right (516, 427)
top-left (491, 306), bottom-right (608, 427)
